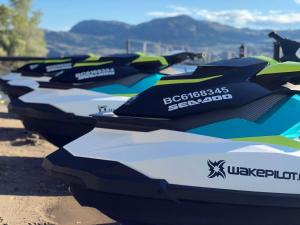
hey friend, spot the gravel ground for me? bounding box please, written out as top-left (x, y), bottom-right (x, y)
top-left (0, 104), bottom-right (115, 225)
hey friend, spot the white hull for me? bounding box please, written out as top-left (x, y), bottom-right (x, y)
top-left (65, 128), bottom-right (300, 195)
top-left (20, 88), bottom-right (130, 116)
top-left (1, 72), bottom-right (22, 81)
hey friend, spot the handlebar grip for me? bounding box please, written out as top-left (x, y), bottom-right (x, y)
top-left (268, 31), bottom-right (283, 42)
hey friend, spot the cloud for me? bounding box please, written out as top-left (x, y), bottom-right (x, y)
top-left (148, 6), bottom-right (300, 29)
top-left (295, 0), bottom-right (300, 4)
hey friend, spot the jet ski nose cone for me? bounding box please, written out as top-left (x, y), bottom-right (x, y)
top-left (43, 127), bottom-right (300, 225)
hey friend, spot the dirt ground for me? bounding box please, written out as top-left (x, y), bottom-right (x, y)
top-left (0, 104), bottom-right (115, 225)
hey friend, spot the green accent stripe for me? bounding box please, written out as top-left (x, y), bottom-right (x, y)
top-left (156, 75), bottom-right (223, 86)
top-left (252, 56), bottom-right (278, 65)
top-left (234, 136), bottom-right (300, 150)
top-left (136, 52), bottom-right (146, 56)
top-left (29, 59), bottom-right (71, 64)
top-left (74, 61), bottom-right (112, 67)
top-left (112, 93), bottom-right (137, 97)
top-left (132, 56), bottom-right (168, 66)
top-left (257, 62), bottom-right (300, 76)
top-left (29, 60), bottom-right (44, 63)
top-left (84, 54), bottom-right (101, 61)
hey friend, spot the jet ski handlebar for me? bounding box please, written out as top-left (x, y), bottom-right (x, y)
top-left (268, 31), bottom-right (284, 42)
top-left (268, 31), bottom-right (300, 62)
top-left (269, 31), bottom-right (300, 47)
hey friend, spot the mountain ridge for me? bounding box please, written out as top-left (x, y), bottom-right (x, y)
top-left (45, 15), bottom-right (300, 58)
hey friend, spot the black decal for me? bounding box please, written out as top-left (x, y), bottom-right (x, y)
top-left (207, 160), bottom-right (226, 179)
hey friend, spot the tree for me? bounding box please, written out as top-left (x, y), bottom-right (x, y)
top-left (0, 0), bottom-right (47, 57)
top-left (0, 5), bottom-right (11, 56)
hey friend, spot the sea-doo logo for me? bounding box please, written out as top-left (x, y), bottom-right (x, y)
top-left (46, 63), bottom-right (73, 72)
top-left (75, 68), bottom-right (115, 81)
top-left (29, 64), bottom-right (39, 70)
top-left (207, 160), bottom-right (226, 179)
top-left (163, 87), bottom-right (233, 112)
top-left (207, 159), bottom-right (300, 181)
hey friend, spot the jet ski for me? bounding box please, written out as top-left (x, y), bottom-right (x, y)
top-left (84, 56), bottom-right (300, 145)
top-left (44, 127), bottom-right (300, 225)
top-left (43, 55), bottom-right (300, 225)
top-left (0, 54), bottom-right (101, 99)
top-left (10, 55), bottom-right (300, 148)
top-left (2, 52), bottom-right (197, 100)
top-left (1, 53), bottom-right (100, 81)
top-left (9, 52), bottom-right (198, 146)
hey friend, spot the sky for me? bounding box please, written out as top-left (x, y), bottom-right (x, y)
top-left (1, 0), bottom-right (300, 31)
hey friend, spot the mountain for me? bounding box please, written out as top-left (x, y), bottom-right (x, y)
top-left (68, 15), bottom-right (268, 45)
top-left (71, 20), bottom-right (131, 37)
top-left (45, 15), bottom-right (300, 59)
top-left (45, 31), bottom-right (124, 56)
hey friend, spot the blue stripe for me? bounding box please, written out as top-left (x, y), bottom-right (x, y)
top-left (188, 95), bottom-right (300, 139)
top-left (90, 74), bottom-right (163, 95)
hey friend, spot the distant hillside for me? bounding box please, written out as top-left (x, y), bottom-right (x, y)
top-left (45, 15), bottom-right (300, 59)
top-left (45, 31), bottom-right (124, 56)
top-left (71, 20), bottom-right (131, 37)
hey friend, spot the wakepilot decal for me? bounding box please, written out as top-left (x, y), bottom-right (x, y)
top-left (207, 160), bottom-right (300, 181)
top-left (163, 86), bottom-right (233, 112)
top-left (46, 63), bottom-right (73, 72)
top-left (29, 64), bottom-right (39, 70)
top-left (75, 68), bottom-right (115, 81)
top-left (208, 160), bottom-right (226, 179)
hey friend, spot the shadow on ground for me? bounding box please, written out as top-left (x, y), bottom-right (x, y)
top-left (0, 105), bottom-right (118, 224)
top-left (0, 111), bottom-right (19, 119)
top-left (95, 223), bottom-right (120, 225)
top-left (0, 105), bottom-right (69, 196)
top-left (98, 223), bottom-right (120, 225)
top-left (0, 155), bottom-right (69, 196)
top-left (0, 127), bottom-right (36, 143)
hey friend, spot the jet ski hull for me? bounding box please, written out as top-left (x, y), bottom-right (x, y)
top-left (9, 99), bottom-right (96, 146)
top-left (0, 78), bottom-right (32, 100)
top-left (0, 78), bottom-right (8, 88)
top-left (1, 82), bottom-right (33, 100)
top-left (44, 147), bottom-right (300, 225)
top-left (70, 186), bottom-right (300, 225)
